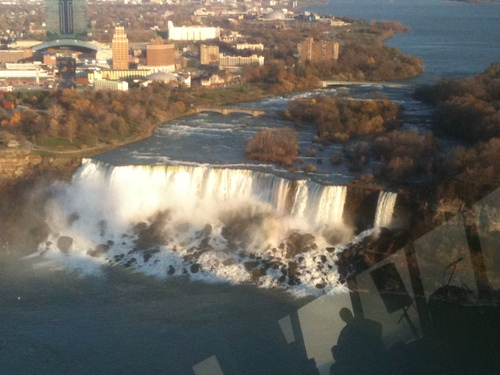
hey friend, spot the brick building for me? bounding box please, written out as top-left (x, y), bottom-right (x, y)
top-left (112, 26), bottom-right (129, 70)
top-left (0, 49), bottom-right (33, 64)
top-left (146, 38), bottom-right (175, 69)
top-left (298, 37), bottom-right (339, 65)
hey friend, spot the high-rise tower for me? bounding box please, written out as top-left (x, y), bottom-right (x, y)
top-left (112, 26), bottom-right (129, 70)
top-left (46, 0), bottom-right (87, 39)
top-left (297, 37), bottom-right (339, 65)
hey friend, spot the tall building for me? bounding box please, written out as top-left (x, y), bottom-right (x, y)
top-left (45, 0), bottom-right (87, 39)
top-left (298, 37), bottom-right (339, 65)
top-left (146, 38), bottom-right (175, 69)
top-left (112, 26), bottom-right (129, 70)
top-left (200, 45), bottom-right (219, 65)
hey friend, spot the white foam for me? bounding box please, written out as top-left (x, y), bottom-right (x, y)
top-left (34, 159), bottom-right (362, 296)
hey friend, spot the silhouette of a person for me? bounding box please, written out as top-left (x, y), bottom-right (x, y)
top-left (330, 308), bottom-right (386, 374)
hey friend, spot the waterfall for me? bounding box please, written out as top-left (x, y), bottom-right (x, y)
top-left (73, 159), bottom-right (347, 228)
top-left (374, 191), bottom-right (398, 230)
top-left (316, 184), bottom-right (347, 226)
top-left (290, 182), bottom-right (346, 226)
top-left (36, 158), bottom-right (351, 293)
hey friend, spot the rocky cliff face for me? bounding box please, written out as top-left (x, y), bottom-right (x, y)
top-left (0, 150), bottom-right (81, 255)
top-left (0, 150), bottom-right (43, 181)
top-left (0, 150), bottom-right (81, 183)
top-left (343, 181), bottom-right (383, 231)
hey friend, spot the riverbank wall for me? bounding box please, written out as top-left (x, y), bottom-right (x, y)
top-left (0, 149), bottom-right (82, 184)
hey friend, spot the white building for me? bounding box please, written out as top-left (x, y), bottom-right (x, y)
top-left (93, 80), bottom-right (129, 91)
top-left (219, 54), bottom-right (264, 67)
top-left (201, 74), bottom-right (225, 87)
top-left (167, 21), bottom-right (220, 41)
top-left (0, 64), bottom-right (51, 81)
top-left (236, 43), bottom-right (264, 51)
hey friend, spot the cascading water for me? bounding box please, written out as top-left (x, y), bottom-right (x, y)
top-left (289, 182), bottom-right (347, 226)
top-left (373, 191), bottom-right (398, 230)
top-left (68, 159), bottom-right (348, 230)
top-left (35, 159), bottom-right (353, 295)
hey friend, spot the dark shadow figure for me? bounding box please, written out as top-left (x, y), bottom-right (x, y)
top-left (330, 308), bottom-right (387, 375)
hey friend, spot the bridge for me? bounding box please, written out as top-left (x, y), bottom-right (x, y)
top-left (320, 80), bottom-right (409, 88)
top-left (196, 106), bottom-right (267, 117)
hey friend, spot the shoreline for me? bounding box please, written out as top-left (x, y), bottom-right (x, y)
top-left (0, 74), bottom-right (418, 185)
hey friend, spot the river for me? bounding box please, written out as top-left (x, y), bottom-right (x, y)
top-left (1, 1), bottom-right (499, 374)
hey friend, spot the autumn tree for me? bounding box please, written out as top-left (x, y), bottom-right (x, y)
top-left (245, 128), bottom-right (299, 165)
top-left (372, 130), bottom-right (441, 182)
top-left (414, 66), bottom-right (500, 144)
top-left (61, 114), bottom-right (78, 143)
top-left (287, 96), bottom-right (401, 143)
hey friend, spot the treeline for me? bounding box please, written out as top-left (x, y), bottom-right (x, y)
top-left (449, 138), bottom-right (500, 180)
top-left (372, 130), bottom-right (442, 182)
top-left (356, 64), bottom-right (500, 185)
top-left (0, 83), bottom-right (189, 148)
top-left (333, 43), bottom-right (423, 81)
top-left (323, 20), bottom-right (422, 81)
top-left (332, 130), bottom-right (442, 181)
top-left (241, 60), bottom-right (322, 95)
top-left (245, 95), bottom-right (442, 183)
top-left (413, 62), bottom-right (500, 143)
top-left (241, 46), bottom-right (423, 94)
top-left (242, 42), bottom-right (423, 92)
top-left (246, 95), bottom-right (444, 183)
top-left (410, 63), bottom-right (500, 194)
top-left (238, 19), bottom-right (423, 94)
top-left (368, 20), bottom-right (411, 36)
top-left (285, 96), bottom-right (401, 143)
